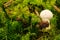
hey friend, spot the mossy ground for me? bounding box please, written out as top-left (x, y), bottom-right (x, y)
top-left (0, 0), bottom-right (60, 40)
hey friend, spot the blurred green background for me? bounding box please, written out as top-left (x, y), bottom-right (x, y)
top-left (0, 0), bottom-right (60, 40)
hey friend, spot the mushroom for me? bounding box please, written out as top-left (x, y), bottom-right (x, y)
top-left (40, 9), bottom-right (53, 30)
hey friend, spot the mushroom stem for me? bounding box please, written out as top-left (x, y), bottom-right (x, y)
top-left (42, 19), bottom-right (50, 23)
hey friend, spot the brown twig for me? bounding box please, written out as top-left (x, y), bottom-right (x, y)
top-left (53, 5), bottom-right (60, 13)
top-left (4, 0), bottom-right (13, 8)
top-left (35, 9), bottom-right (40, 17)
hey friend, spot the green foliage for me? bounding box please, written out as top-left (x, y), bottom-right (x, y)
top-left (54, 34), bottom-right (60, 40)
top-left (0, 0), bottom-right (60, 40)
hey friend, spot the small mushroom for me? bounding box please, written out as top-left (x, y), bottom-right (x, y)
top-left (40, 9), bottom-right (53, 30)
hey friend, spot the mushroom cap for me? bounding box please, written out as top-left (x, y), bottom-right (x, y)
top-left (40, 10), bottom-right (53, 20)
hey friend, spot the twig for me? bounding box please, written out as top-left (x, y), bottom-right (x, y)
top-left (4, 0), bottom-right (13, 8)
top-left (35, 10), bottom-right (40, 17)
top-left (53, 5), bottom-right (60, 13)
top-left (2, 5), bottom-right (11, 20)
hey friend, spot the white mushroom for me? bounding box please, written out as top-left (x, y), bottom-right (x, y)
top-left (40, 9), bottom-right (53, 23)
top-left (40, 9), bottom-right (53, 30)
